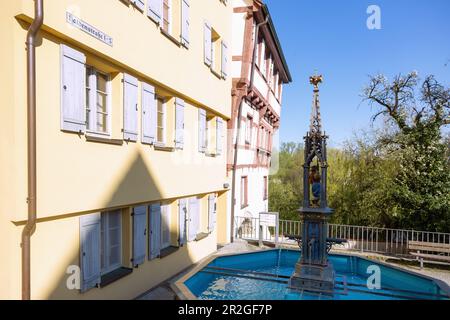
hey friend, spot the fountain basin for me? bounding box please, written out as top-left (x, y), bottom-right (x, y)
top-left (174, 249), bottom-right (450, 300)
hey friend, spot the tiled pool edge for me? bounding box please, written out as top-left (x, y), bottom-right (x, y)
top-left (345, 252), bottom-right (450, 297)
top-left (171, 248), bottom-right (450, 300)
top-left (171, 248), bottom-right (269, 300)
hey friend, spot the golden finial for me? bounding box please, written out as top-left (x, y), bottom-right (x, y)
top-left (310, 74), bottom-right (323, 89)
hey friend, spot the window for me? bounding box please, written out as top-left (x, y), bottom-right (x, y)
top-left (261, 42), bottom-right (267, 77)
top-left (188, 197), bottom-right (201, 242)
top-left (256, 37), bottom-right (262, 68)
top-left (245, 116), bottom-right (252, 144)
top-left (211, 29), bottom-right (221, 74)
top-left (273, 72), bottom-right (279, 95)
top-left (267, 54), bottom-right (273, 81)
top-left (162, 0), bottom-right (172, 34)
top-left (156, 97), bottom-right (166, 144)
top-left (278, 80), bottom-right (283, 101)
top-left (204, 22), bottom-right (227, 78)
top-left (206, 114), bottom-right (216, 152)
top-left (263, 176), bottom-right (268, 200)
top-left (241, 176), bottom-right (248, 208)
top-left (100, 210), bottom-right (122, 275)
top-left (86, 67), bottom-right (111, 135)
top-left (161, 204), bottom-right (171, 249)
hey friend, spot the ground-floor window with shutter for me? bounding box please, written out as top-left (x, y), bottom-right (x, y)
top-left (80, 210), bottom-right (132, 292)
top-left (188, 197), bottom-right (201, 242)
top-left (208, 194), bottom-right (217, 234)
top-left (100, 210), bottom-right (122, 274)
top-left (85, 67), bottom-right (111, 135)
top-left (161, 204), bottom-right (171, 249)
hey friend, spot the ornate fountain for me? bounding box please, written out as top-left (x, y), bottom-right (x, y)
top-left (289, 75), bottom-right (336, 294)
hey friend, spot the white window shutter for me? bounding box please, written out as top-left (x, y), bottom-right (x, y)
top-left (80, 213), bottom-right (101, 292)
top-left (61, 45), bottom-right (86, 133)
top-left (148, 0), bottom-right (162, 24)
top-left (149, 204), bottom-right (161, 260)
top-left (181, 0), bottom-right (190, 48)
top-left (123, 74), bottom-right (139, 142)
top-left (208, 195), bottom-right (216, 233)
top-left (178, 199), bottom-right (187, 246)
top-left (188, 198), bottom-right (199, 242)
top-left (198, 109), bottom-right (207, 153)
top-left (221, 41), bottom-right (228, 79)
top-left (132, 206), bottom-right (147, 267)
top-left (141, 83), bottom-right (156, 145)
top-left (175, 98), bottom-right (185, 149)
top-left (216, 118), bottom-right (223, 155)
top-left (204, 21), bottom-right (212, 66)
top-left (132, 0), bottom-right (145, 11)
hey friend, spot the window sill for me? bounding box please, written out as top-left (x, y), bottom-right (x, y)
top-left (160, 246), bottom-right (179, 259)
top-left (154, 144), bottom-right (175, 152)
top-left (195, 233), bottom-right (209, 242)
top-left (86, 134), bottom-right (123, 146)
top-left (100, 267), bottom-right (133, 288)
top-left (205, 152), bottom-right (217, 158)
top-left (160, 29), bottom-right (181, 47)
top-left (210, 68), bottom-right (223, 80)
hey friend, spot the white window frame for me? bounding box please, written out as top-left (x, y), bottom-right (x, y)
top-left (261, 41), bottom-right (267, 77)
top-left (100, 210), bottom-right (122, 275)
top-left (156, 96), bottom-right (167, 145)
top-left (241, 176), bottom-right (248, 208)
top-left (85, 67), bottom-right (112, 137)
top-left (161, 204), bottom-right (171, 249)
top-left (245, 116), bottom-right (252, 144)
top-left (162, 0), bottom-right (172, 35)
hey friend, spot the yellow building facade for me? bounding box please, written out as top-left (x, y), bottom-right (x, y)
top-left (0, 0), bottom-right (232, 299)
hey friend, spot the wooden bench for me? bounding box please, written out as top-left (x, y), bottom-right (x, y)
top-left (408, 241), bottom-right (450, 269)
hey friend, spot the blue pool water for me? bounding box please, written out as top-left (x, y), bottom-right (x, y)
top-left (184, 250), bottom-right (450, 300)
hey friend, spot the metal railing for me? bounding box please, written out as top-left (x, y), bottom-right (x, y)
top-left (235, 216), bottom-right (450, 258)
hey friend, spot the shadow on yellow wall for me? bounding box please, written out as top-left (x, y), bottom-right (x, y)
top-left (37, 150), bottom-right (202, 300)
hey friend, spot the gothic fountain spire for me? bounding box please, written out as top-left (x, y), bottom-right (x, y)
top-left (289, 74), bottom-right (336, 295)
top-left (309, 74), bottom-right (323, 138)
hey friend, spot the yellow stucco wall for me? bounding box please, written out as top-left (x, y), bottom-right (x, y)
top-left (0, 0), bottom-right (232, 299)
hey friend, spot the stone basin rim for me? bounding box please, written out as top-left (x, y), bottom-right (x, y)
top-left (170, 248), bottom-right (450, 300)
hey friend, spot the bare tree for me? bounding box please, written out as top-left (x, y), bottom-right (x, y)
top-left (363, 72), bottom-right (449, 133)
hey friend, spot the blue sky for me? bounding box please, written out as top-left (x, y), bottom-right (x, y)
top-left (265, 0), bottom-right (450, 147)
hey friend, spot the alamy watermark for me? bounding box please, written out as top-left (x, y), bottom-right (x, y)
top-left (66, 265), bottom-right (81, 290)
top-left (367, 5), bottom-right (382, 30)
top-left (367, 265), bottom-right (382, 290)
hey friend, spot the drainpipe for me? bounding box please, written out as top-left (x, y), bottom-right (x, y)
top-left (22, 0), bottom-right (44, 301)
top-left (230, 16), bottom-right (269, 243)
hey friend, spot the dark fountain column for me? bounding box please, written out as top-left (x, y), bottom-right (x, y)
top-left (290, 75), bottom-right (335, 294)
